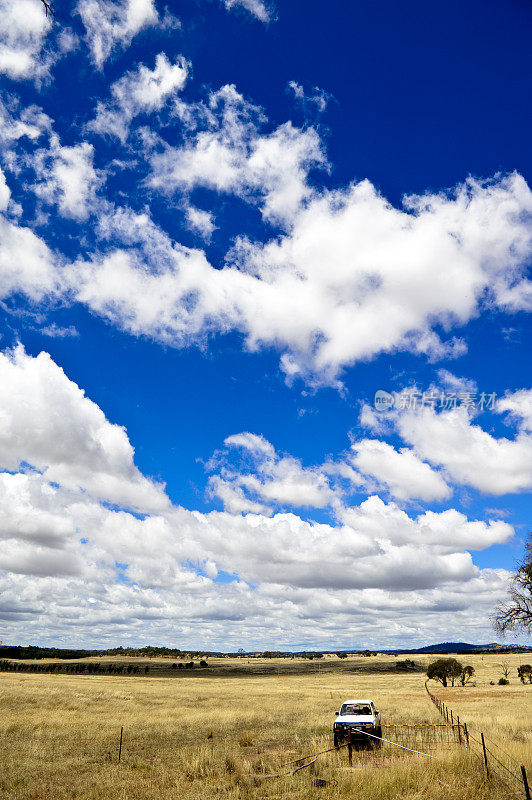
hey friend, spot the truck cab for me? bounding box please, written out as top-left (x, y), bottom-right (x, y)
top-left (333, 699), bottom-right (382, 747)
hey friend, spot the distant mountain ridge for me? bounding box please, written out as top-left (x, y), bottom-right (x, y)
top-left (380, 642), bottom-right (532, 655)
top-left (1, 642), bottom-right (531, 658)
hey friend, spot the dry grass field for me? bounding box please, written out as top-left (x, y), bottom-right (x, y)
top-left (0, 653), bottom-right (530, 800)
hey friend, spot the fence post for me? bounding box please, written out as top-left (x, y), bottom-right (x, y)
top-left (450, 709), bottom-right (454, 726)
top-left (457, 716), bottom-right (462, 744)
top-left (521, 765), bottom-right (531, 800)
top-left (463, 722), bottom-right (469, 748)
top-left (118, 726), bottom-right (123, 763)
top-left (347, 728), bottom-right (352, 767)
top-left (481, 732), bottom-right (489, 779)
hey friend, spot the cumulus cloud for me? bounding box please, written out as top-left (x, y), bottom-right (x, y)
top-left (0, 64), bottom-right (531, 389)
top-left (497, 388), bottom-right (532, 432)
top-left (0, 346), bottom-right (168, 511)
top-left (0, 96), bottom-right (51, 148)
top-left (396, 405), bottom-right (532, 495)
top-left (0, 348), bottom-right (516, 646)
top-left (207, 432), bottom-right (336, 513)
top-left (0, 203), bottom-right (60, 302)
top-left (149, 84), bottom-right (326, 227)
top-left (0, 165), bottom-right (11, 210)
top-left (0, 464), bottom-right (514, 644)
top-left (0, 0), bottom-right (54, 82)
top-left (350, 439), bottom-right (451, 502)
top-left (76, 0), bottom-right (159, 67)
top-left (88, 53), bottom-right (189, 142)
top-left (67, 173), bottom-right (532, 387)
top-left (32, 138), bottom-right (103, 220)
top-left (231, 173), bottom-right (532, 383)
top-left (205, 430), bottom-right (454, 510)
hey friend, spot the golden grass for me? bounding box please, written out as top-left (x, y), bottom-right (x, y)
top-left (0, 653), bottom-right (530, 800)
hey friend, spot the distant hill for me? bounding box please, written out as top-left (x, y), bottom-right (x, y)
top-left (382, 642), bottom-right (532, 655)
top-left (402, 642), bottom-right (493, 654)
top-left (2, 642), bottom-right (531, 659)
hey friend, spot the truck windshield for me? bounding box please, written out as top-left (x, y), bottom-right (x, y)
top-left (340, 704), bottom-right (372, 716)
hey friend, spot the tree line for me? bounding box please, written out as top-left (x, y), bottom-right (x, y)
top-left (427, 658), bottom-right (532, 686)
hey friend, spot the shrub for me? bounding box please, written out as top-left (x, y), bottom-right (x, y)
top-left (498, 677), bottom-right (509, 685)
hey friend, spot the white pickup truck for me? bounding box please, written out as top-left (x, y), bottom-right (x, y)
top-left (333, 699), bottom-right (382, 747)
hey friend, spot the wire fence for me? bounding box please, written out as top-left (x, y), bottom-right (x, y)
top-left (425, 680), bottom-right (531, 799)
top-left (381, 723), bottom-right (465, 751)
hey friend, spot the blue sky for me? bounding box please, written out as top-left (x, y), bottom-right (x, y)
top-left (0, 0), bottom-right (531, 650)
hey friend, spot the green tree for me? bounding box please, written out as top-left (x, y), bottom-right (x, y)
top-left (460, 665), bottom-right (475, 685)
top-left (427, 658), bottom-right (463, 687)
top-left (517, 664), bottom-right (532, 684)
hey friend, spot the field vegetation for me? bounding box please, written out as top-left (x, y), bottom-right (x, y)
top-left (0, 652), bottom-right (530, 800)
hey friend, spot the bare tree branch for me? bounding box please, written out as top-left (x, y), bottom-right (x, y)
top-left (41, 0), bottom-right (55, 17)
top-left (493, 532), bottom-right (532, 635)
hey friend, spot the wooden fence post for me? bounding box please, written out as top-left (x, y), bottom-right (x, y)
top-left (457, 716), bottom-right (462, 744)
top-left (463, 722), bottom-right (469, 748)
top-left (450, 710), bottom-right (454, 726)
top-left (521, 765), bottom-right (531, 800)
top-left (118, 726), bottom-right (123, 763)
top-left (481, 732), bottom-right (489, 778)
top-left (347, 728), bottom-right (352, 767)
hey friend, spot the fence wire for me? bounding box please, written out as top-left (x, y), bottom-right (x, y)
top-left (425, 679), bottom-right (530, 799)
top-left (381, 724), bottom-right (464, 751)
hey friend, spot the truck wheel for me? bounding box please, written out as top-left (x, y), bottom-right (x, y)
top-left (374, 727), bottom-right (382, 747)
top-left (333, 734), bottom-right (340, 748)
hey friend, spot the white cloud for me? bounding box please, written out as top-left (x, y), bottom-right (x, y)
top-left (184, 205), bottom-right (216, 240)
top-left (0, 166), bottom-right (11, 210)
top-left (76, 0), bottom-right (159, 67)
top-left (224, 0), bottom-right (273, 23)
top-left (0, 96), bottom-right (51, 149)
top-left (0, 209), bottom-right (60, 302)
top-left (149, 84), bottom-right (325, 227)
top-left (0, 0), bottom-right (54, 82)
top-left (208, 432), bottom-right (335, 513)
top-left (288, 81), bottom-right (331, 114)
top-left (71, 172), bottom-right (530, 387)
top-left (497, 389), bottom-right (532, 432)
top-left (231, 173), bottom-right (532, 383)
top-left (207, 430), bottom-right (450, 510)
top-left (0, 350), bottom-right (517, 647)
top-left (0, 464), bottom-right (514, 646)
top-left (337, 495), bottom-right (512, 555)
top-left (397, 405), bottom-right (532, 495)
top-left (32, 138), bottom-right (102, 220)
top-left (0, 66), bottom-right (530, 390)
top-left (350, 439), bottom-right (451, 502)
top-left (88, 53), bottom-right (189, 142)
top-left (0, 346), bottom-right (168, 511)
